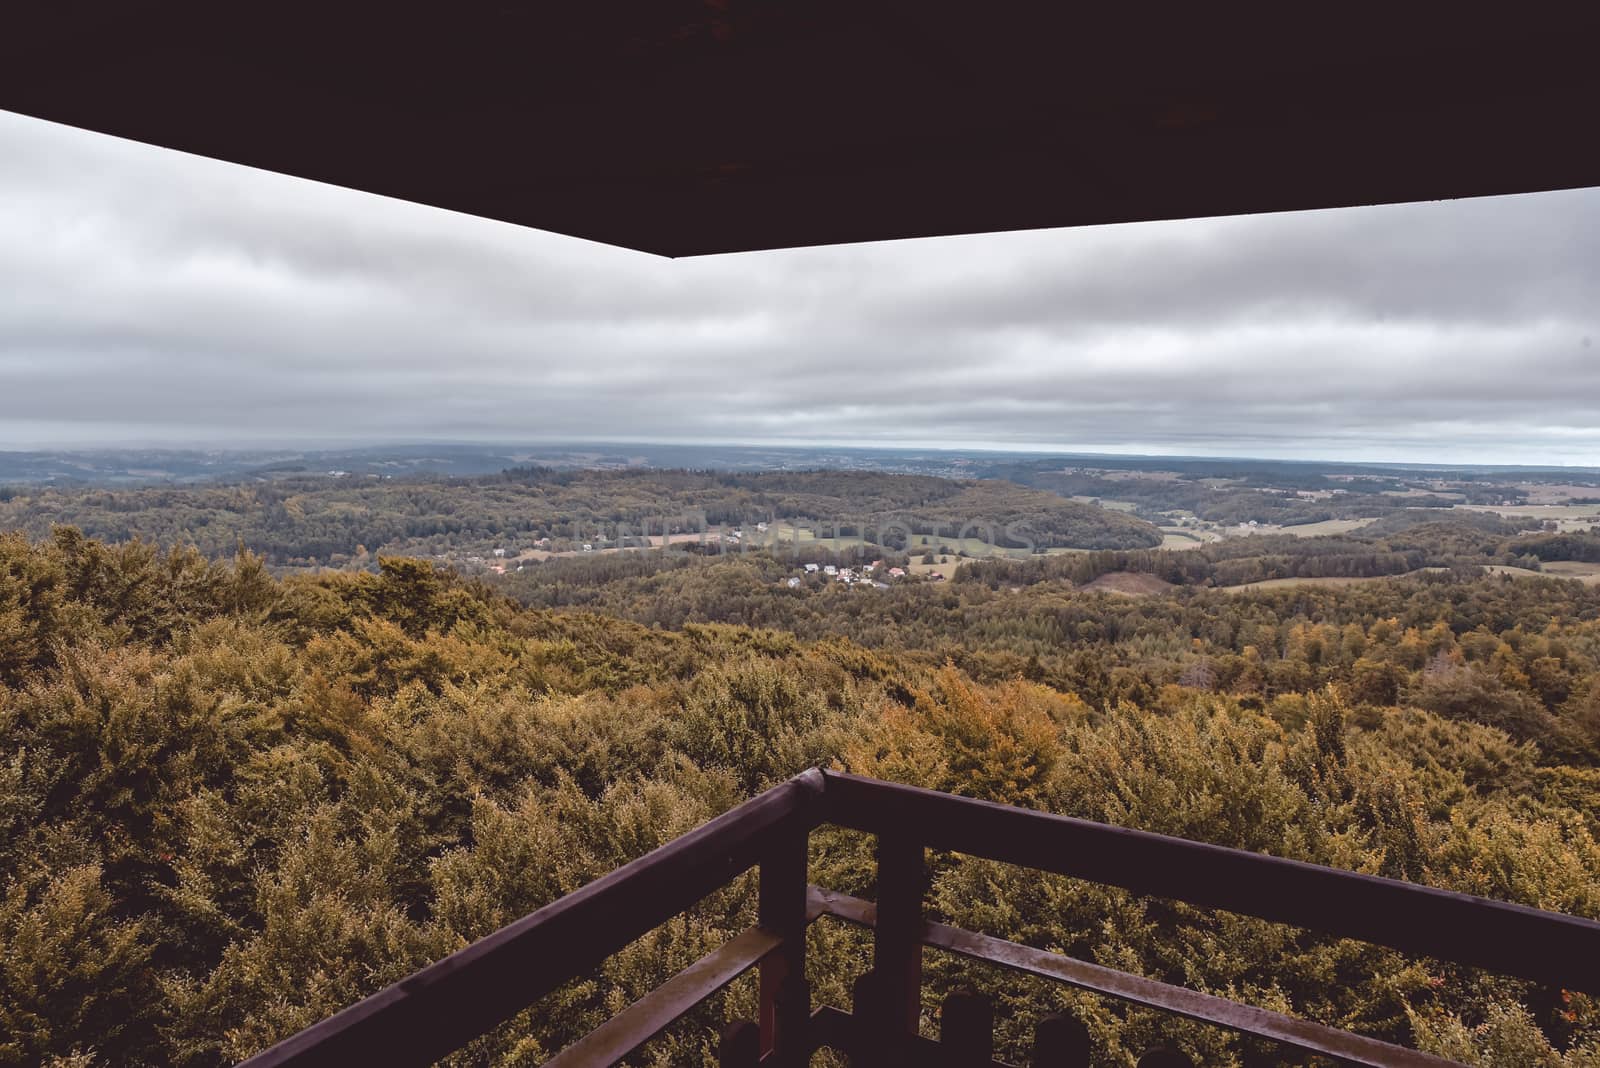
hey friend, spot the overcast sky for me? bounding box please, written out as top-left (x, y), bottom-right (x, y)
top-left (2, 109), bottom-right (1597, 464)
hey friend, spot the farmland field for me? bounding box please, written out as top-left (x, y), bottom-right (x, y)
top-left (1223, 517), bottom-right (1378, 539)
top-left (1542, 560), bottom-right (1600, 582)
top-left (1224, 567), bottom-right (1449, 592)
top-left (1459, 503), bottom-right (1600, 528)
top-left (1224, 574), bottom-right (1397, 592)
top-left (1485, 562), bottom-right (1600, 585)
top-left (1079, 570), bottom-right (1174, 595)
top-left (1279, 517), bottom-right (1379, 536)
top-left (1068, 495), bottom-right (1141, 512)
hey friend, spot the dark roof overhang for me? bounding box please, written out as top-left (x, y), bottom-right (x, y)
top-left (5, 4), bottom-right (1599, 256)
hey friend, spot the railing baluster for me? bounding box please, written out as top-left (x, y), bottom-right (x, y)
top-left (719, 1020), bottom-right (759, 1068)
top-left (758, 827), bottom-right (811, 1064)
top-left (940, 989), bottom-right (994, 1065)
top-left (1137, 1046), bottom-right (1195, 1068)
top-left (1033, 1013), bottom-right (1091, 1066)
top-left (874, 834), bottom-right (927, 1055)
top-left (850, 969), bottom-right (888, 1064)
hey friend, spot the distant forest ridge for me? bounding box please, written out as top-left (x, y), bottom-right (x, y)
top-left (0, 467), bottom-right (1164, 566)
top-left (8, 444), bottom-right (1600, 573)
top-left (5, 441), bottom-right (1600, 487)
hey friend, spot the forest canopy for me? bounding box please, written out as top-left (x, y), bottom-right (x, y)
top-left (4, 527), bottom-right (1600, 1066)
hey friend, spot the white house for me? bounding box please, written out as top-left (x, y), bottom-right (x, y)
top-left (804, 563), bottom-right (820, 573)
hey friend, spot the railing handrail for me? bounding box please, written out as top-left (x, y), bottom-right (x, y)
top-left (820, 770), bottom-right (1600, 993)
top-left (237, 767), bottom-right (1600, 1067)
top-left (238, 769), bottom-right (822, 1068)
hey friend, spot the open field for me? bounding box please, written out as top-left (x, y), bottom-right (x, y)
top-left (1513, 482), bottom-right (1600, 504)
top-left (907, 533), bottom-right (1087, 557)
top-left (730, 523), bottom-right (1082, 578)
top-left (1484, 562), bottom-right (1600, 585)
top-left (1279, 517), bottom-right (1379, 536)
top-left (1223, 567), bottom-right (1449, 593)
top-left (1219, 560), bottom-right (1600, 593)
top-left (746, 522), bottom-right (869, 552)
top-left (908, 533), bottom-right (1026, 555)
top-left (903, 542), bottom-right (1086, 576)
top-left (1458, 504), bottom-right (1600, 528)
top-left (1069, 495), bottom-right (1141, 512)
top-left (511, 532), bottom-right (710, 562)
top-left (1542, 561), bottom-right (1600, 582)
top-left (1219, 560), bottom-right (1600, 594)
top-left (1225, 575), bottom-right (1396, 592)
top-left (1084, 469), bottom-right (1185, 482)
top-left (1223, 517), bottom-right (1378, 539)
top-left (1079, 571), bottom-right (1174, 596)
top-left (1380, 488), bottom-right (1465, 500)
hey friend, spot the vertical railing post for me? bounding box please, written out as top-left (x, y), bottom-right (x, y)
top-left (758, 825), bottom-right (810, 1065)
top-left (940, 989), bottom-right (994, 1065)
top-left (1033, 1013), bottom-right (1091, 1066)
top-left (873, 834), bottom-right (927, 1055)
top-left (850, 969), bottom-right (888, 1063)
top-left (719, 1020), bottom-right (760, 1068)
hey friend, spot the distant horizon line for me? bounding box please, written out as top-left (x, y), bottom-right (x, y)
top-left (4, 438), bottom-right (1600, 474)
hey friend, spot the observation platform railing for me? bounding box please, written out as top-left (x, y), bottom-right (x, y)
top-left (239, 768), bottom-right (1600, 1067)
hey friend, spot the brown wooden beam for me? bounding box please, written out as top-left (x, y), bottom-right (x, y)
top-left (808, 887), bottom-right (1461, 1068)
top-left (758, 826), bottom-right (811, 1064)
top-left (544, 925), bottom-right (780, 1068)
top-left (873, 833), bottom-right (928, 1055)
top-left (238, 770), bottom-right (823, 1068)
top-left (819, 770), bottom-right (1600, 993)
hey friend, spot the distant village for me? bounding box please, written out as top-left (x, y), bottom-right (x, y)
top-left (433, 519), bottom-right (952, 586)
top-left (782, 558), bottom-right (939, 590)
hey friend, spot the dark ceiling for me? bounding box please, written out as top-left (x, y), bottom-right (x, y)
top-left (4, 4), bottom-right (1599, 257)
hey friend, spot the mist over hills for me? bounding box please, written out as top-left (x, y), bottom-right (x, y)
top-left (6, 442), bottom-right (1600, 489)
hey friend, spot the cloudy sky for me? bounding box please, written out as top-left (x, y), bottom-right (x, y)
top-left (2, 109), bottom-right (1597, 464)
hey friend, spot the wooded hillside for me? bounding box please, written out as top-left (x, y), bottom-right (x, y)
top-left (0, 470), bottom-right (1162, 568)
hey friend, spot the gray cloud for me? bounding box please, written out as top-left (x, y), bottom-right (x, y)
top-left (2, 109), bottom-right (1598, 463)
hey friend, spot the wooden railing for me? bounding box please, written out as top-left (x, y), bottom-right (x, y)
top-left (238, 769), bottom-right (1600, 1067)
